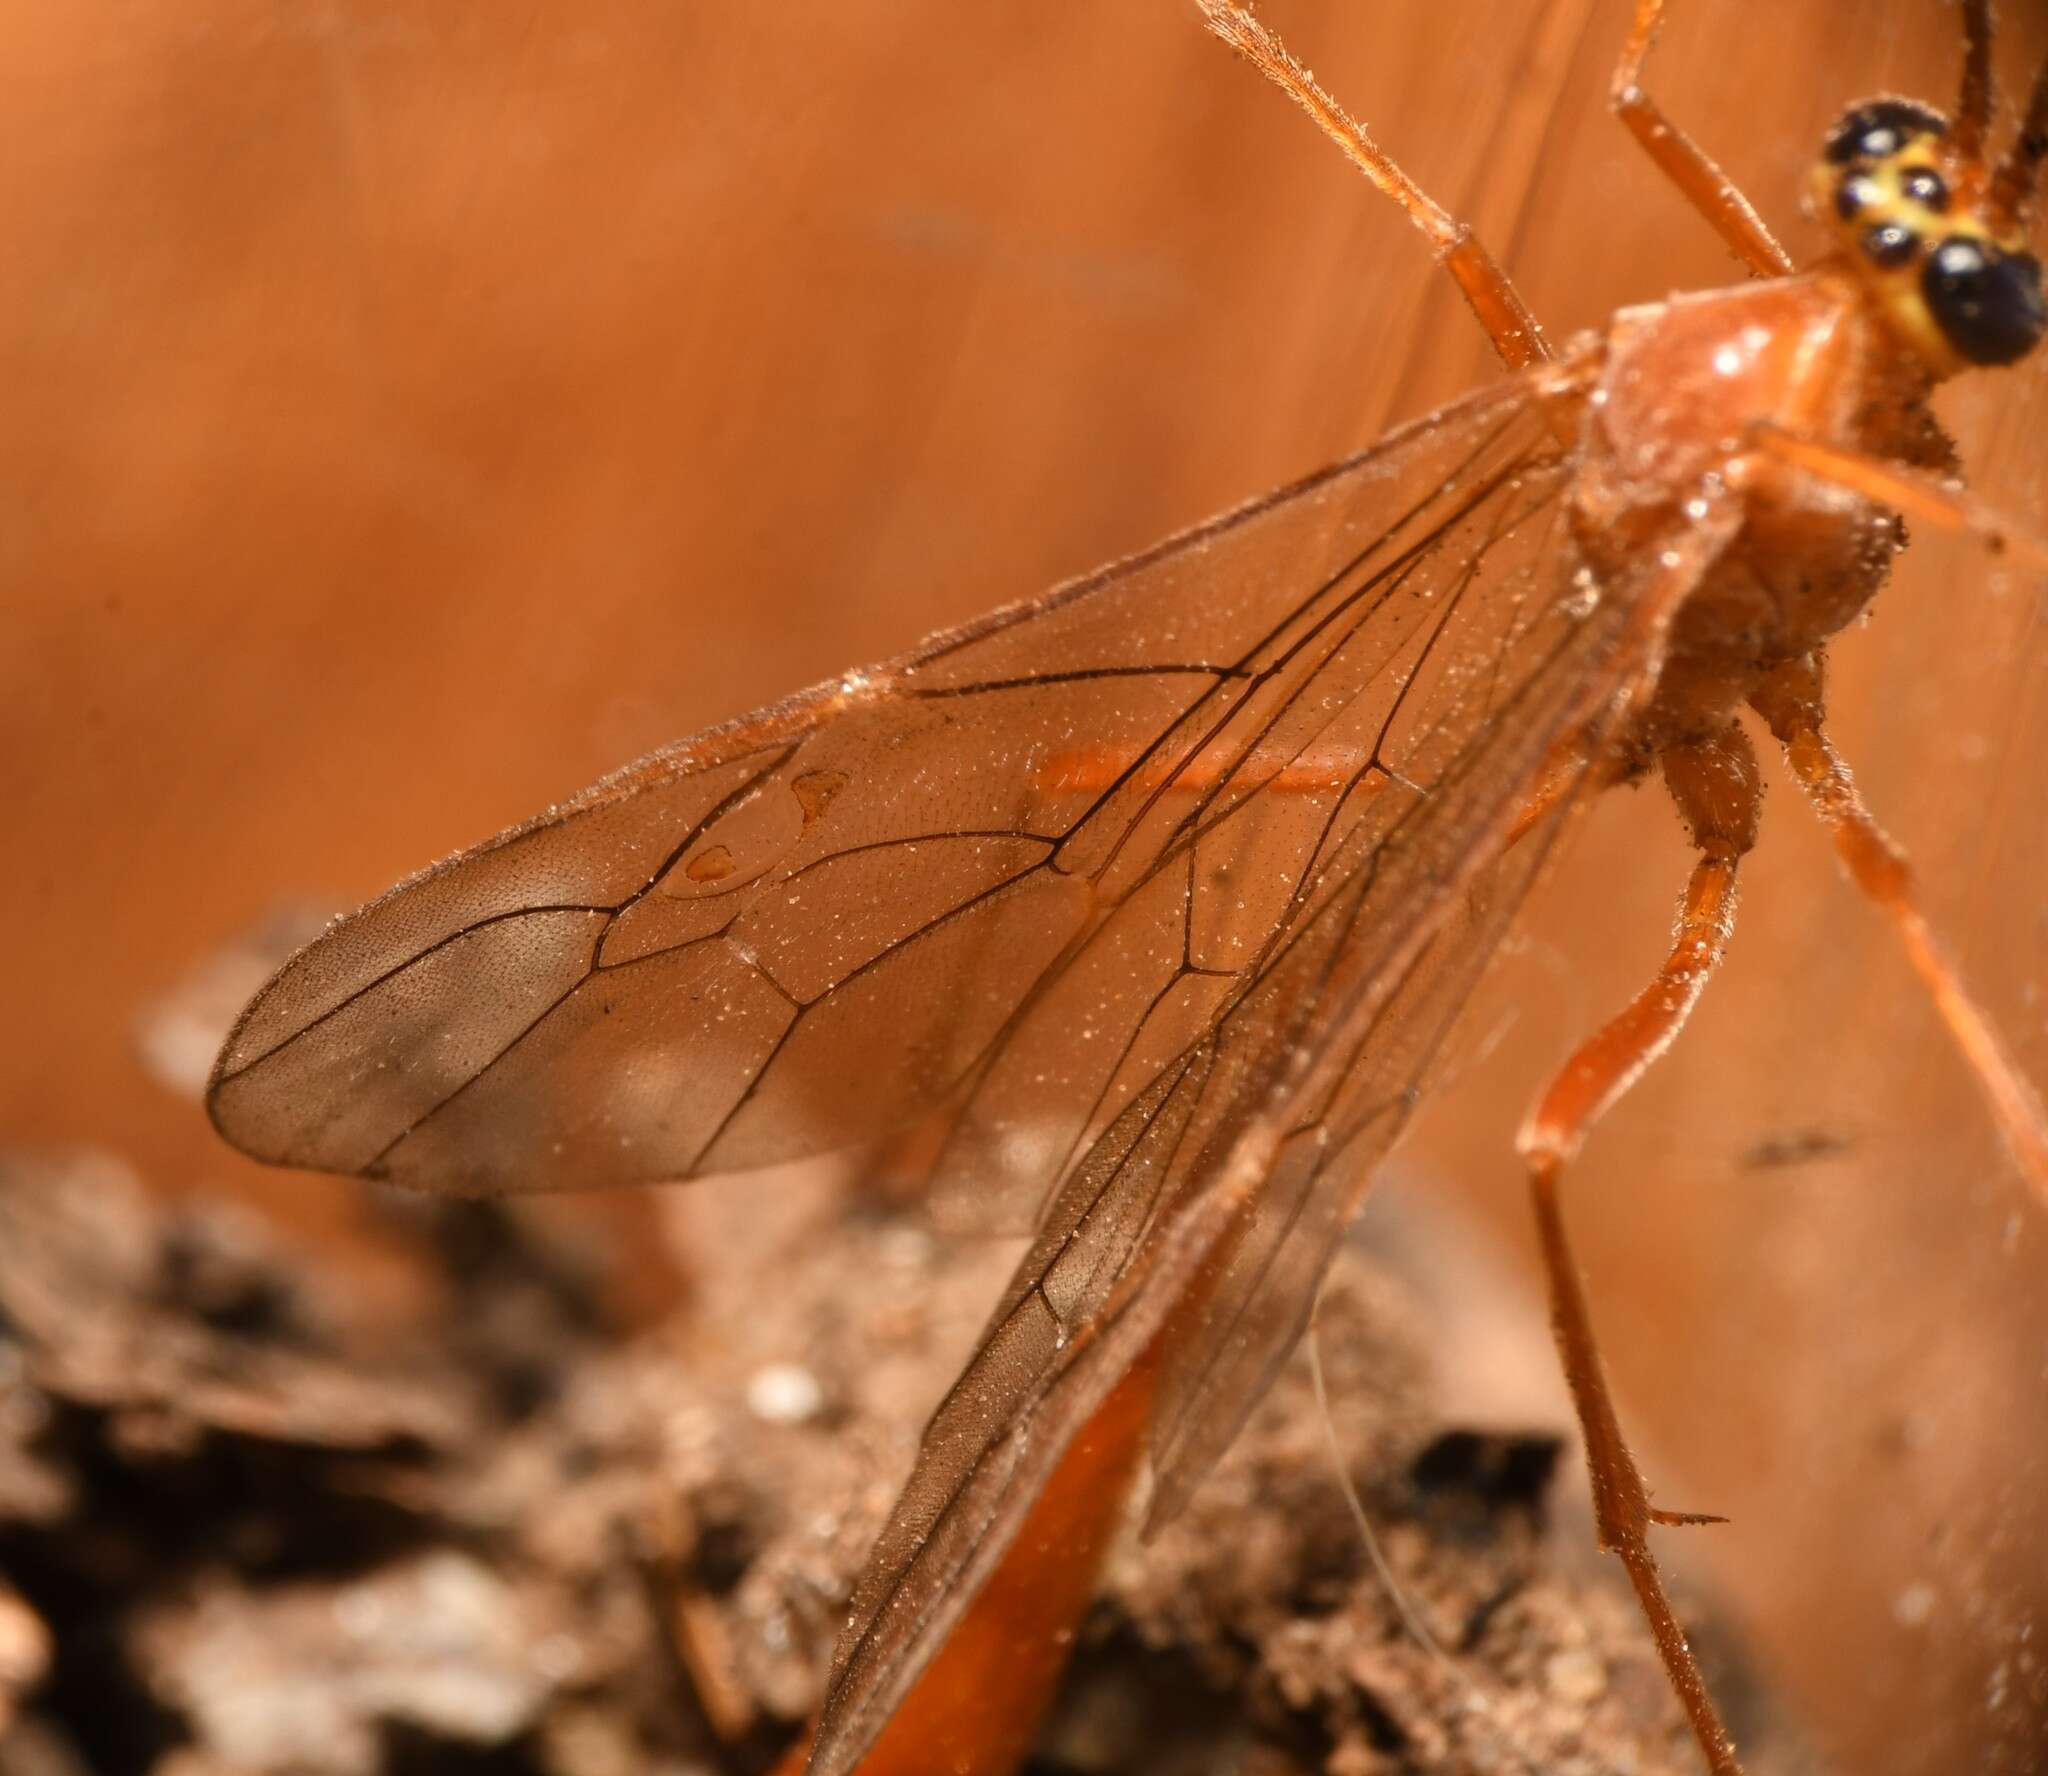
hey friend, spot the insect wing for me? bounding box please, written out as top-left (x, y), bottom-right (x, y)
top-left (208, 372), bottom-right (1582, 1209)
top-left (808, 418), bottom-right (1684, 1774)
top-left (204, 353), bottom-right (1699, 1776)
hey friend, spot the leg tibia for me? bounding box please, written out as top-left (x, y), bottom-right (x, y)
top-left (1611, 0), bottom-right (1791, 276)
top-left (1514, 722), bottom-right (1761, 1776)
top-left (1751, 656), bottom-right (2048, 1205)
top-left (1197, 2), bottom-right (1550, 370)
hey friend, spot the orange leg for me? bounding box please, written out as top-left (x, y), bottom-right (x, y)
top-left (1951, 0), bottom-right (1996, 167)
top-left (1749, 428), bottom-right (2048, 570)
top-left (1196, 1), bottom-right (1550, 370)
top-left (1517, 722), bottom-right (1763, 1776)
top-left (1750, 655), bottom-right (2048, 1210)
top-left (1506, 727), bottom-right (1616, 848)
top-left (1610, 0), bottom-right (1792, 277)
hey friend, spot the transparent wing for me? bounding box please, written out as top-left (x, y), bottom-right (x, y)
top-left (805, 473), bottom-right (1717, 1776)
top-left (209, 369), bottom-right (1584, 1206)
top-left (206, 349), bottom-right (1718, 1776)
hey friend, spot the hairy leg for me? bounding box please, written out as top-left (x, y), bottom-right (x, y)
top-left (1610, 0), bottom-right (1792, 276)
top-left (1197, 1), bottom-right (1551, 370)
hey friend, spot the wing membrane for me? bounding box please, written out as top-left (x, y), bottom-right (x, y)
top-left (203, 349), bottom-right (1730, 1776)
top-left (805, 459), bottom-right (1717, 1776)
top-left (210, 369), bottom-right (1584, 1204)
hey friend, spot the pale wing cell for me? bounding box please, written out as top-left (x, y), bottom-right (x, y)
top-left (209, 908), bottom-right (613, 1178)
top-left (373, 939), bottom-right (800, 1194)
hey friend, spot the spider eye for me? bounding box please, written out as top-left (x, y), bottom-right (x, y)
top-left (1922, 239), bottom-right (2047, 367)
top-left (1824, 98), bottom-right (1948, 165)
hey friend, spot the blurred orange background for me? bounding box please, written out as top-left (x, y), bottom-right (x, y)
top-left (6, 1), bottom-right (2046, 1769)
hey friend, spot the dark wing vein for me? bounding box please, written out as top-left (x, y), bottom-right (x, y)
top-left (203, 349), bottom-right (1715, 1776)
top-left (803, 425), bottom-right (1709, 1776)
top-left (210, 370), bottom-right (1582, 1207)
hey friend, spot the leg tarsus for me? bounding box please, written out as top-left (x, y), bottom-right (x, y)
top-left (1615, 1549), bottom-right (1744, 1776)
top-left (1529, 1162), bottom-right (1743, 1775)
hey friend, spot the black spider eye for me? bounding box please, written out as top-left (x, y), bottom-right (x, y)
top-left (1835, 175), bottom-right (1881, 221)
top-left (1900, 167), bottom-right (1949, 211)
top-left (1922, 239), bottom-right (2047, 366)
top-left (1863, 222), bottom-right (1919, 268)
top-left (1825, 98), bottom-right (1948, 164)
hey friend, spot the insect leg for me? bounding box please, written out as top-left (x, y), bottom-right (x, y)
top-left (1952, 0), bottom-right (1996, 168)
top-left (1610, 0), bottom-right (1793, 277)
top-left (1197, 2), bottom-right (1551, 369)
top-left (1517, 721), bottom-right (1762, 1776)
top-left (1748, 428), bottom-right (2048, 569)
top-left (1506, 731), bottom-right (1615, 848)
top-left (1750, 654), bottom-right (2048, 1209)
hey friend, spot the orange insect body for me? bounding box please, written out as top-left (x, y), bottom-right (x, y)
top-left (1570, 269), bottom-right (1924, 757)
top-left (207, 4), bottom-right (2048, 1773)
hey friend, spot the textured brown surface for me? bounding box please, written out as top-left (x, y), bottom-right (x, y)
top-left (0, 1149), bottom-right (1735, 1775)
top-left (5, 1), bottom-right (2047, 1769)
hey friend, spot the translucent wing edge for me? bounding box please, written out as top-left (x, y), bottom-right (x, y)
top-left (204, 376), bottom-right (1539, 1163)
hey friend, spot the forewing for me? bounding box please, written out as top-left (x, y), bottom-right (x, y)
top-left (805, 484), bottom-right (1684, 1773)
top-left (209, 370), bottom-right (1586, 1201)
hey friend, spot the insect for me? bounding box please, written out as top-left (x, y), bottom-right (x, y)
top-left (207, 1), bottom-right (2048, 1770)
